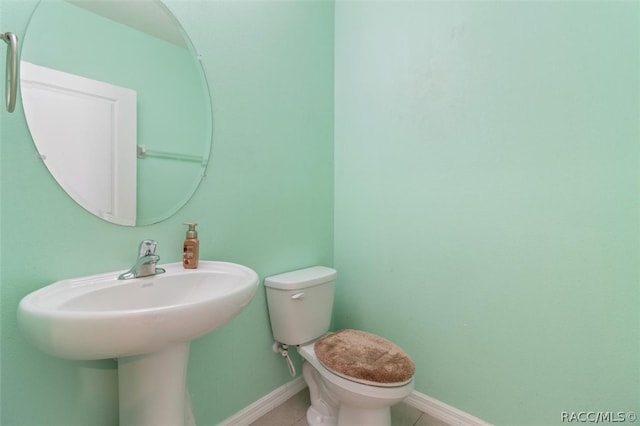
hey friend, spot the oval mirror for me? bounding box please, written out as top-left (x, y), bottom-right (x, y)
top-left (20, 0), bottom-right (212, 226)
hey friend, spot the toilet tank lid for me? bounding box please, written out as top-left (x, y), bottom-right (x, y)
top-left (264, 266), bottom-right (336, 290)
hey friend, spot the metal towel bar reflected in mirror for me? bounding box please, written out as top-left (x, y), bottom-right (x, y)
top-left (1, 32), bottom-right (18, 113)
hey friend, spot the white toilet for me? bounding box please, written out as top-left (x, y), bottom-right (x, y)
top-left (264, 266), bottom-right (415, 426)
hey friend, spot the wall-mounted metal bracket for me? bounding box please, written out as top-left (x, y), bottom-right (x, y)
top-left (1, 32), bottom-right (18, 113)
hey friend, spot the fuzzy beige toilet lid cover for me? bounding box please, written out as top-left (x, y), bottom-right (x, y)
top-left (314, 329), bottom-right (415, 385)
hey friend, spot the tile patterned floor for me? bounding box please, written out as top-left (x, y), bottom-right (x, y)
top-left (250, 389), bottom-right (450, 426)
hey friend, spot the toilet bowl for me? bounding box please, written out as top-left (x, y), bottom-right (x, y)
top-left (298, 340), bottom-right (414, 426)
top-left (264, 266), bottom-right (416, 426)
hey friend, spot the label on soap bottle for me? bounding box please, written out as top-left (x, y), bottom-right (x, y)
top-left (183, 243), bottom-right (198, 269)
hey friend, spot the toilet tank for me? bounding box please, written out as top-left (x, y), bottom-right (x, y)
top-left (264, 266), bottom-right (336, 345)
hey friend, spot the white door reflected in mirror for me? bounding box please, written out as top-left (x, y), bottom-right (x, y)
top-left (21, 61), bottom-right (137, 225)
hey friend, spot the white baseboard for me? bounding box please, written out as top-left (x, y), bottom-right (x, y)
top-left (218, 377), bottom-right (491, 426)
top-left (404, 390), bottom-right (493, 426)
top-left (217, 377), bottom-right (307, 426)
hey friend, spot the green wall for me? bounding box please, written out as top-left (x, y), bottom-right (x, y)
top-left (334, 1), bottom-right (639, 425)
top-left (0, 1), bottom-right (333, 424)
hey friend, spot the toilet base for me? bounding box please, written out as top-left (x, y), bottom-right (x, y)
top-left (307, 406), bottom-right (337, 426)
top-left (337, 405), bottom-right (391, 426)
top-left (306, 403), bottom-right (391, 426)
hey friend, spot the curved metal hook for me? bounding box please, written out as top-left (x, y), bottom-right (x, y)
top-left (1, 32), bottom-right (18, 113)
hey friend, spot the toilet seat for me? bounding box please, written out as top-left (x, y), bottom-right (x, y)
top-left (313, 330), bottom-right (415, 387)
top-left (298, 342), bottom-right (414, 398)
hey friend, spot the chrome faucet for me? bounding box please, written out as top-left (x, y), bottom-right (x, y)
top-left (118, 240), bottom-right (166, 280)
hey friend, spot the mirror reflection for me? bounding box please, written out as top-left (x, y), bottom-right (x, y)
top-left (21, 0), bottom-right (212, 226)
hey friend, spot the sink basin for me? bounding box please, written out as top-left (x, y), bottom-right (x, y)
top-left (18, 261), bottom-right (259, 360)
top-left (18, 260), bottom-right (259, 426)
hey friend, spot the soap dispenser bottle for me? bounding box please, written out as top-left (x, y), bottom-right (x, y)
top-left (183, 223), bottom-right (199, 269)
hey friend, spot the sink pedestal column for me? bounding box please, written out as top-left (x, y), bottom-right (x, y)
top-left (118, 342), bottom-right (190, 426)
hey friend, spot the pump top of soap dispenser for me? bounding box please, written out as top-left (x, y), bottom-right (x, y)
top-left (184, 223), bottom-right (198, 239)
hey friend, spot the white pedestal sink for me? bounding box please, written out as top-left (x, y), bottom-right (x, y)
top-left (17, 261), bottom-right (259, 426)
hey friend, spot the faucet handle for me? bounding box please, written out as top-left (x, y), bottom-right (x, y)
top-left (138, 239), bottom-right (158, 257)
